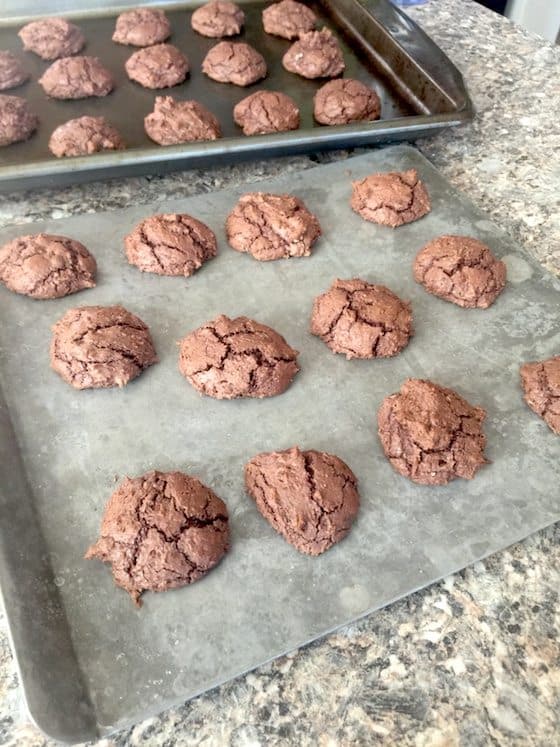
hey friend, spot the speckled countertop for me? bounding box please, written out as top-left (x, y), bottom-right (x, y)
top-left (1, 1), bottom-right (559, 745)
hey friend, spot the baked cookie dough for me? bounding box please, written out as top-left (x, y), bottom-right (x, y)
top-left (351, 169), bottom-right (431, 228)
top-left (520, 356), bottom-right (560, 435)
top-left (125, 43), bottom-right (189, 89)
top-left (191, 1), bottom-right (245, 38)
top-left (226, 192), bottom-right (321, 261)
top-left (413, 235), bottom-right (507, 309)
top-left (0, 51), bottom-right (29, 91)
top-left (314, 78), bottom-right (381, 125)
top-left (0, 233), bottom-right (96, 299)
top-left (282, 29), bottom-right (345, 79)
top-left (18, 18), bottom-right (85, 60)
top-left (50, 305), bottom-right (157, 389)
top-left (112, 8), bottom-right (171, 47)
top-left (311, 278), bottom-right (413, 359)
top-left (378, 378), bottom-right (488, 486)
top-left (262, 0), bottom-right (316, 40)
top-left (85, 470), bottom-right (229, 605)
top-left (202, 42), bottom-right (267, 86)
top-left (233, 90), bottom-right (300, 135)
top-left (144, 96), bottom-right (221, 145)
top-left (125, 213), bottom-right (217, 276)
top-left (39, 56), bottom-right (114, 99)
top-left (245, 446), bottom-right (360, 555)
top-left (0, 94), bottom-right (38, 146)
top-left (49, 115), bottom-right (125, 157)
top-left (179, 314), bottom-right (299, 399)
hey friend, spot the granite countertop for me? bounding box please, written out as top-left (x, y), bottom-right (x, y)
top-left (1, 0), bottom-right (559, 744)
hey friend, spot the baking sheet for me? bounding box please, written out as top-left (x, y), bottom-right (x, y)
top-left (0, 144), bottom-right (559, 743)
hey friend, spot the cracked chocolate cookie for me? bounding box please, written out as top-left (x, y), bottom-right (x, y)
top-left (191, 1), bottom-right (245, 38)
top-left (234, 90), bottom-right (300, 135)
top-left (282, 29), bottom-right (345, 79)
top-left (314, 78), bottom-right (381, 126)
top-left (49, 115), bottom-right (125, 157)
top-left (0, 51), bottom-right (29, 91)
top-left (125, 213), bottom-right (217, 276)
top-left (520, 356), bottom-right (560, 435)
top-left (144, 96), bottom-right (221, 145)
top-left (18, 18), bottom-right (85, 60)
top-left (351, 169), bottom-right (431, 228)
top-left (202, 41), bottom-right (267, 86)
top-left (0, 233), bottom-right (96, 299)
top-left (226, 192), bottom-right (321, 261)
top-left (39, 56), bottom-right (114, 99)
top-left (179, 314), bottom-right (299, 399)
top-left (378, 378), bottom-right (488, 486)
top-left (85, 470), bottom-right (229, 605)
top-left (245, 446), bottom-right (360, 555)
top-left (311, 278), bottom-right (413, 359)
top-left (126, 43), bottom-right (189, 89)
top-left (0, 94), bottom-right (38, 146)
top-left (51, 305), bottom-right (157, 389)
top-left (112, 8), bottom-right (171, 47)
top-left (262, 0), bottom-right (316, 40)
top-left (413, 235), bottom-right (507, 309)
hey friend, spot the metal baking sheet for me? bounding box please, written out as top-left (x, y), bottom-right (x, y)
top-left (0, 0), bottom-right (473, 191)
top-left (1, 144), bottom-right (559, 743)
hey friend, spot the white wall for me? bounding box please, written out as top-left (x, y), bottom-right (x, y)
top-left (506, 0), bottom-right (560, 43)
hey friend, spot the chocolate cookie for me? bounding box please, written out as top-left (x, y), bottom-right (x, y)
top-left (233, 90), bottom-right (300, 135)
top-left (282, 29), bottom-right (345, 79)
top-left (520, 356), bottom-right (560, 435)
top-left (49, 115), bottom-right (125, 157)
top-left (112, 8), bottom-right (171, 47)
top-left (191, 1), bottom-right (245, 38)
top-left (144, 96), bottom-right (221, 145)
top-left (245, 446), bottom-right (360, 555)
top-left (51, 305), bottom-right (157, 389)
top-left (351, 169), bottom-right (431, 228)
top-left (18, 18), bottom-right (85, 61)
top-left (179, 314), bottom-right (299, 399)
top-left (126, 43), bottom-right (189, 89)
top-left (0, 51), bottom-right (29, 91)
top-left (378, 378), bottom-right (488, 486)
top-left (85, 470), bottom-right (229, 605)
top-left (0, 94), bottom-right (38, 146)
top-left (314, 78), bottom-right (381, 126)
top-left (0, 233), bottom-right (96, 299)
top-left (39, 56), bottom-right (114, 99)
top-left (202, 42), bottom-right (267, 86)
top-left (125, 213), bottom-right (217, 276)
top-left (413, 235), bottom-right (507, 309)
top-left (226, 192), bottom-right (321, 261)
top-left (262, 0), bottom-right (316, 40)
top-left (311, 278), bottom-right (413, 359)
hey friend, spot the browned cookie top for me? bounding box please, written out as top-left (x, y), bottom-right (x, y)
top-left (0, 233), bottom-right (96, 299)
top-left (351, 169), bottom-right (431, 228)
top-left (414, 235), bottom-right (507, 309)
top-left (191, 1), bottom-right (245, 38)
top-left (311, 278), bottom-right (413, 359)
top-left (85, 470), bottom-right (229, 605)
top-left (144, 96), bottom-right (221, 145)
top-left (39, 56), bottom-right (114, 99)
top-left (49, 115), bottom-right (125, 157)
top-left (18, 18), bottom-right (85, 60)
top-left (179, 314), bottom-right (299, 399)
top-left (233, 90), bottom-right (300, 135)
top-left (378, 378), bottom-right (488, 486)
top-left (226, 192), bottom-right (321, 261)
top-left (0, 51), bottom-right (29, 91)
top-left (50, 305), bottom-right (157, 389)
top-left (0, 94), bottom-right (38, 146)
top-left (245, 447), bottom-right (360, 555)
top-left (125, 213), bottom-right (217, 276)
top-left (262, 0), bottom-right (317, 40)
top-left (112, 8), bottom-right (171, 47)
top-left (282, 28), bottom-right (345, 79)
top-left (520, 356), bottom-right (560, 435)
top-left (202, 41), bottom-right (267, 86)
top-left (125, 44), bottom-right (189, 89)
top-left (314, 78), bottom-right (381, 125)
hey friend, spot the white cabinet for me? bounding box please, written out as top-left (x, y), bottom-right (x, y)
top-left (506, 0), bottom-right (560, 43)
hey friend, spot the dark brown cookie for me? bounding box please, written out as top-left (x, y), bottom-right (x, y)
top-left (49, 115), bottom-right (125, 158)
top-left (125, 213), bottom-right (217, 276)
top-left (112, 8), bottom-right (171, 47)
top-left (85, 470), bottom-right (229, 606)
top-left (226, 192), bottom-right (321, 261)
top-left (378, 378), bottom-right (488, 486)
top-left (0, 51), bottom-right (29, 91)
top-left (0, 233), bottom-right (96, 299)
top-left (125, 44), bottom-right (188, 89)
top-left (39, 56), bottom-right (114, 99)
top-left (245, 447), bottom-right (360, 555)
top-left (314, 78), bottom-right (381, 125)
top-left (311, 278), bottom-right (413, 359)
top-left (282, 29), bottom-right (345, 79)
top-left (144, 96), bottom-right (221, 145)
top-left (202, 41), bottom-right (267, 86)
top-left (50, 305), bottom-right (157, 389)
top-left (0, 94), bottom-right (38, 146)
top-left (179, 314), bottom-right (299, 399)
top-left (413, 235), bottom-right (507, 309)
top-left (18, 18), bottom-right (85, 61)
top-left (233, 90), bottom-right (300, 135)
top-left (191, 1), bottom-right (245, 38)
top-left (520, 356), bottom-right (560, 435)
top-left (351, 169), bottom-right (431, 228)
top-left (262, 0), bottom-right (316, 40)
